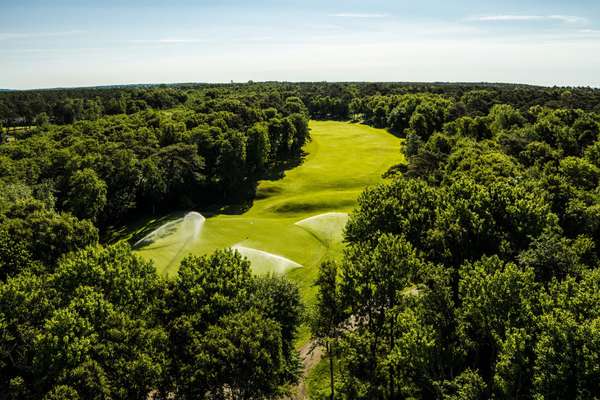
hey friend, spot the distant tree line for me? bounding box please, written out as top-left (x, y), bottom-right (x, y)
top-left (3, 82), bottom-right (600, 128)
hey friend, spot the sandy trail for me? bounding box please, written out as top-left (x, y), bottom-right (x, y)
top-left (292, 340), bottom-right (324, 400)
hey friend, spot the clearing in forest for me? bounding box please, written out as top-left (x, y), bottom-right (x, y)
top-left (133, 120), bottom-right (403, 300)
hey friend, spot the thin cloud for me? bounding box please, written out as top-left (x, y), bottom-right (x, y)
top-left (0, 30), bottom-right (85, 41)
top-left (470, 15), bottom-right (587, 24)
top-left (128, 36), bottom-right (274, 45)
top-left (330, 13), bottom-right (389, 18)
top-left (128, 38), bottom-right (209, 44)
top-left (156, 38), bottom-right (209, 44)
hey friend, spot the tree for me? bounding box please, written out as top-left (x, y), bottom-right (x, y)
top-left (0, 244), bottom-right (169, 399)
top-left (246, 122), bottom-right (271, 173)
top-left (3, 199), bottom-right (98, 265)
top-left (34, 112), bottom-right (50, 127)
top-left (166, 250), bottom-right (302, 398)
top-left (251, 275), bottom-right (303, 377)
top-left (339, 234), bottom-right (430, 399)
top-left (518, 230), bottom-right (593, 282)
top-left (584, 140), bottom-right (600, 167)
top-left (457, 257), bottom-right (537, 389)
top-left (488, 104), bottom-right (525, 135)
top-left (311, 261), bottom-right (344, 400)
top-left (196, 310), bottom-right (286, 399)
top-left (63, 168), bottom-right (107, 221)
top-left (461, 90), bottom-right (497, 115)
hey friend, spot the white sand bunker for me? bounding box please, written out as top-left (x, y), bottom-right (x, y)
top-left (295, 212), bottom-right (349, 244)
top-left (232, 245), bottom-right (303, 275)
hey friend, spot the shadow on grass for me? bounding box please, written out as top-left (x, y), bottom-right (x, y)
top-left (104, 150), bottom-right (309, 241)
top-left (261, 150), bottom-right (308, 181)
top-left (211, 150), bottom-right (310, 215)
top-left (104, 211), bottom-right (185, 246)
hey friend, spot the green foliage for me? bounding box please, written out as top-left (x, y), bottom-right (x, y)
top-left (0, 228), bottom-right (34, 279)
top-left (0, 244), bottom-right (168, 399)
top-left (2, 198), bottom-right (98, 265)
top-left (326, 87), bottom-right (600, 398)
top-left (0, 86), bottom-right (310, 227)
top-left (3, 82), bottom-right (600, 399)
top-left (195, 310), bottom-right (285, 399)
top-left (437, 369), bottom-right (487, 400)
top-left (0, 243), bottom-right (303, 399)
top-left (63, 168), bottom-right (107, 221)
top-left (166, 249), bottom-right (302, 398)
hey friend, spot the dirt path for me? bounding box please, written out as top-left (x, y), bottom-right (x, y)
top-left (293, 340), bottom-right (324, 400)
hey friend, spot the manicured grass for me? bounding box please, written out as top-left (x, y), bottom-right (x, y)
top-left (134, 120), bottom-right (404, 302)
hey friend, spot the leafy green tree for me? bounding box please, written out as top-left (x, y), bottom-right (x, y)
top-left (3, 199), bottom-right (98, 265)
top-left (196, 310), bottom-right (286, 399)
top-left (559, 156), bottom-right (600, 190)
top-left (444, 115), bottom-right (491, 140)
top-left (461, 90), bottom-right (497, 115)
top-left (284, 96), bottom-right (308, 115)
top-left (43, 385), bottom-right (80, 400)
top-left (584, 140), bottom-right (600, 167)
top-left (457, 257), bottom-right (538, 385)
top-left (0, 228), bottom-right (34, 280)
top-left (488, 104), bottom-right (525, 135)
top-left (311, 261), bottom-right (344, 400)
top-left (246, 122), bottom-right (271, 173)
top-left (437, 369), bottom-right (487, 400)
top-left (166, 250), bottom-right (302, 398)
top-left (0, 271), bottom-right (52, 393)
top-left (63, 168), bottom-right (107, 221)
top-left (0, 244), bottom-right (168, 399)
top-left (518, 230), bottom-right (593, 281)
top-left (251, 275), bottom-right (303, 375)
top-left (34, 112), bottom-right (50, 127)
top-left (339, 234), bottom-right (430, 398)
top-left (345, 176), bottom-right (438, 247)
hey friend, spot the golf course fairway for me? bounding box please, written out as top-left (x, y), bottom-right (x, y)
top-left (134, 120), bottom-right (404, 301)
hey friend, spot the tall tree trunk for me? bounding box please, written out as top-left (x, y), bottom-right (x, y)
top-left (328, 341), bottom-right (335, 400)
top-left (389, 320), bottom-right (395, 400)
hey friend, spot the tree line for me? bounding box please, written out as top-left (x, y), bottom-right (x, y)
top-left (3, 82), bottom-right (600, 128)
top-left (0, 87), bottom-right (309, 231)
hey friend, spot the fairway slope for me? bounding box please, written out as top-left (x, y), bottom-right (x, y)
top-left (134, 121), bottom-right (403, 296)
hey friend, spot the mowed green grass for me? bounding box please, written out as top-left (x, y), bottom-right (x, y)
top-left (134, 120), bottom-right (403, 301)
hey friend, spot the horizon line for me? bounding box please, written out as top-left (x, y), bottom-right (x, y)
top-left (2, 80), bottom-right (600, 92)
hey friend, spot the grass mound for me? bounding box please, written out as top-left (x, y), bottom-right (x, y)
top-left (265, 193), bottom-right (357, 215)
top-left (255, 184), bottom-right (283, 199)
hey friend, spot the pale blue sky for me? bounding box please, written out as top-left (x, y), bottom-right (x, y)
top-left (1, 0), bottom-right (600, 89)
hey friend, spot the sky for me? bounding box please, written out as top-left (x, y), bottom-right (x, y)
top-left (1, 0), bottom-right (600, 89)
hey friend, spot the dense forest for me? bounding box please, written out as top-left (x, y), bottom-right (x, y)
top-left (312, 86), bottom-right (600, 399)
top-left (1, 82), bottom-right (600, 399)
